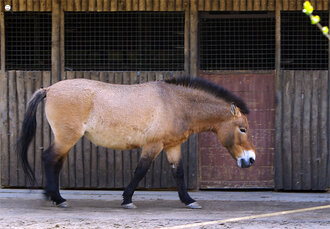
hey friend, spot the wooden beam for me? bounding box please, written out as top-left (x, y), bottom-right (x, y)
top-left (52, 0), bottom-right (60, 83)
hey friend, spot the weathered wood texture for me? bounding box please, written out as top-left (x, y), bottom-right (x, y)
top-left (4, 0), bottom-right (329, 12)
top-left (199, 72), bottom-right (275, 188)
top-left (0, 71), bottom-right (198, 190)
top-left (274, 71), bottom-right (329, 191)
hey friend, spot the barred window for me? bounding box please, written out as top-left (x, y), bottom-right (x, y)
top-left (199, 12), bottom-right (275, 70)
top-left (281, 11), bottom-right (328, 70)
top-left (5, 12), bottom-right (51, 71)
top-left (65, 12), bottom-right (184, 71)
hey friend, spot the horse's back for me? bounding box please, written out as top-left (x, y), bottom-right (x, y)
top-left (45, 79), bottom-right (166, 149)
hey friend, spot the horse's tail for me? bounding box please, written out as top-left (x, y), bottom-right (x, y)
top-left (17, 88), bottom-right (47, 186)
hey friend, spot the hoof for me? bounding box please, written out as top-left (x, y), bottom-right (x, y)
top-left (55, 201), bottom-right (70, 208)
top-left (122, 203), bottom-right (137, 209)
top-left (186, 202), bottom-right (202, 209)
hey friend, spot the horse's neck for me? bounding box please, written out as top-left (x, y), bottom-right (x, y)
top-left (179, 89), bottom-right (232, 133)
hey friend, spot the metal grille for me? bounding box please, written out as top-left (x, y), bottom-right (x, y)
top-left (281, 11), bottom-right (328, 70)
top-left (199, 12), bottom-right (275, 70)
top-left (65, 12), bottom-right (184, 71)
top-left (5, 12), bottom-right (51, 71)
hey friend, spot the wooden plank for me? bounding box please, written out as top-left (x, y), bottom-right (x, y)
top-left (190, 0), bottom-right (198, 77)
top-left (153, 0), bottom-right (160, 10)
top-left (66, 0), bottom-right (73, 11)
top-left (139, 0), bottom-right (146, 10)
top-left (316, 0), bottom-right (323, 10)
top-left (184, 5), bottom-right (189, 73)
top-left (33, 0), bottom-right (40, 11)
top-left (233, 0), bottom-right (239, 11)
top-left (291, 71), bottom-right (302, 190)
top-left (60, 0), bottom-right (65, 80)
top-left (111, 0), bottom-right (117, 11)
top-left (198, 0), bottom-right (204, 10)
top-left (226, 0), bottom-right (233, 10)
top-left (52, 0), bottom-right (60, 84)
top-left (27, 0), bottom-right (33, 10)
top-left (0, 71), bottom-right (9, 186)
top-left (289, 0), bottom-right (296, 10)
top-left (168, 0), bottom-right (175, 11)
top-left (282, 71), bottom-right (293, 190)
top-left (12, 0), bottom-right (19, 11)
top-left (310, 71), bottom-right (319, 190)
top-left (74, 0), bottom-right (81, 11)
top-left (34, 72), bottom-right (43, 187)
top-left (247, 0), bottom-right (253, 10)
top-left (239, 0), bottom-right (246, 10)
top-left (318, 71), bottom-right (328, 190)
top-left (301, 71), bottom-right (312, 190)
top-left (323, 0), bottom-right (328, 10)
top-left (176, 0), bottom-right (182, 10)
top-left (205, 0), bottom-right (211, 10)
top-left (160, 0), bottom-right (167, 11)
top-left (282, 0), bottom-right (289, 10)
top-left (220, 0), bottom-right (226, 11)
top-left (97, 0), bottom-right (103, 11)
top-left (42, 72), bottom-right (51, 188)
top-left (118, 0), bottom-right (125, 10)
top-left (16, 71), bottom-right (26, 186)
top-left (253, 0), bottom-right (260, 10)
top-left (261, 0), bottom-right (267, 10)
top-left (133, 0), bottom-right (139, 10)
top-left (40, 0), bottom-right (47, 11)
top-left (8, 71), bottom-right (18, 186)
top-left (274, 7), bottom-right (282, 190)
top-left (81, 0), bottom-right (88, 11)
top-left (25, 72), bottom-right (35, 187)
top-left (125, 0), bottom-right (132, 10)
top-left (89, 0), bottom-right (96, 11)
top-left (268, 0), bottom-right (275, 10)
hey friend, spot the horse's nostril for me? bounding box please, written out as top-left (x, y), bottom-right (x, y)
top-left (249, 158), bottom-right (255, 164)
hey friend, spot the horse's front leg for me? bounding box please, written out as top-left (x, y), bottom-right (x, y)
top-left (166, 145), bottom-right (202, 209)
top-left (122, 143), bottom-right (163, 209)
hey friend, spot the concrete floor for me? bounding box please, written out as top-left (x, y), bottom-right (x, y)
top-left (0, 189), bottom-right (329, 228)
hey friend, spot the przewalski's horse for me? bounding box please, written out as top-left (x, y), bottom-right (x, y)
top-left (17, 77), bottom-right (255, 209)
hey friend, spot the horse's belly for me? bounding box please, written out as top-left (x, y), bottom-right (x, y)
top-left (84, 127), bottom-right (145, 150)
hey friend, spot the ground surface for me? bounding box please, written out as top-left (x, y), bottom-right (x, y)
top-left (0, 189), bottom-right (329, 229)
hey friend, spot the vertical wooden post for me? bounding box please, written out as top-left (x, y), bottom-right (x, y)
top-left (327, 0), bottom-right (330, 188)
top-left (274, 1), bottom-right (283, 190)
top-left (189, 0), bottom-right (199, 190)
top-left (190, 0), bottom-right (198, 77)
top-left (60, 0), bottom-right (65, 79)
top-left (52, 0), bottom-right (60, 83)
top-left (184, 0), bottom-right (189, 74)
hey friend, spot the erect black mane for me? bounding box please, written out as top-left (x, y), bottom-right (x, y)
top-left (164, 77), bottom-right (249, 114)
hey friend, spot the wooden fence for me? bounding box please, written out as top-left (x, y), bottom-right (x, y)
top-left (275, 70), bottom-right (329, 190)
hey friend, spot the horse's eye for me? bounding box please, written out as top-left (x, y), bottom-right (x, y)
top-left (240, 128), bottom-right (246, 133)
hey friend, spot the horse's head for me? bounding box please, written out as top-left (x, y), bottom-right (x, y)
top-left (215, 104), bottom-right (255, 168)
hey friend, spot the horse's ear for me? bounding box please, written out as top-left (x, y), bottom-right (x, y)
top-left (230, 104), bottom-right (241, 117)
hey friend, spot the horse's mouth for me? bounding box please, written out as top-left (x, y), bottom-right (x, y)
top-left (237, 150), bottom-right (255, 168)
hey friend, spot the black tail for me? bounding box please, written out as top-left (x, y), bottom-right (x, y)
top-left (17, 88), bottom-right (47, 186)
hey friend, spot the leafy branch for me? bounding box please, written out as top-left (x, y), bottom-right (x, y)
top-left (303, 1), bottom-right (330, 40)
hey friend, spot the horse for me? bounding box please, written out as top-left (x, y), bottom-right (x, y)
top-left (17, 76), bottom-right (255, 209)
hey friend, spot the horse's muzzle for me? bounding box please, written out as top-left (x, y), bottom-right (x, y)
top-left (237, 150), bottom-right (256, 168)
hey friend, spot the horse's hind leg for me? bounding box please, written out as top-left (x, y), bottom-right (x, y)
top-left (42, 131), bottom-right (82, 207)
top-left (165, 145), bottom-right (202, 209)
top-left (42, 145), bottom-right (67, 206)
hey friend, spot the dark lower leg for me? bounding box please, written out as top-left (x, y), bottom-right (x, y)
top-left (172, 159), bottom-right (195, 205)
top-left (42, 146), bottom-right (66, 205)
top-left (122, 157), bottom-right (153, 205)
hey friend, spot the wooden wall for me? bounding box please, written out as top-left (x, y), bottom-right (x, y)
top-left (274, 71), bottom-right (329, 190)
